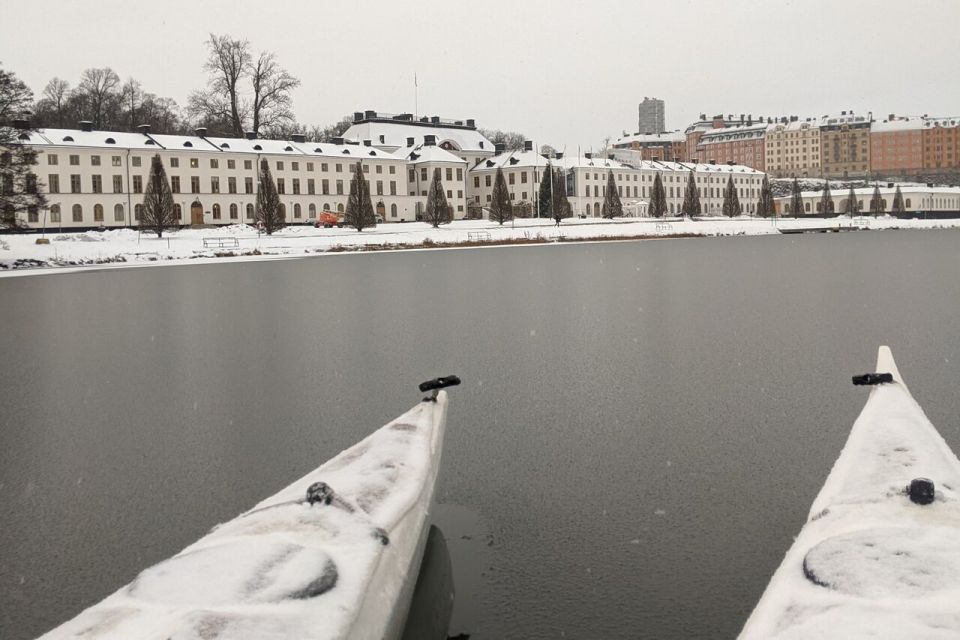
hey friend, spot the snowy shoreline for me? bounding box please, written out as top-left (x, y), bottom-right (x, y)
top-left (2, 216), bottom-right (959, 277)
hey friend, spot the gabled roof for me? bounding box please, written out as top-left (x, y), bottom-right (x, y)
top-left (468, 149), bottom-right (549, 172)
top-left (613, 130), bottom-right (686, 147)
top-left (391, 144), bottom-right (467, 165)
top-left (31, 128), bottom-right (160, 150)
top-left (343, 121), bottom-right (493, 154)
top-left (143, 132), bottom-right (221, 152)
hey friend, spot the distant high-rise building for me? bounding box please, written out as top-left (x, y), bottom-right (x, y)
top-left (637, 97), bottom-right (665, 134)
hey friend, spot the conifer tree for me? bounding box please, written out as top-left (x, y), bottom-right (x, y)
top-left (681, 170), bottom-right (701, 218)
top-left (757, 175), bottom-right (775, 218)
top-left (537, 161), bottom-right (553, 218)
top-left (820, 181), bottom-right (834, 215)
top-left (869, 184), bottom-right (884, 216)
top-left (601, 169), bottom-right (623, 219)
top-left (489, 167), bottom-right (513, 225)
top-left (790, 178), bottom-right (803, 217)
top-left (844, 185), bottom-right (858, 216)
top-left (551, 168), bottom-right (572, 225)
top-left (256, 160), bottom-right (284, 234)
top-left (650, 172), bottom-right (667, 218)
top-left (139, 154), bottom-right (178, 237)
top-left (722, 175), bottom-right (742, 218)
top-left (892, 185), bottom-right (905, 214)
top-left (344, 161), bottom-right (376, 231)
top-left (423, 167), bottom-right (451, 227)
top-left (1, 65), bottom-right (47, 229)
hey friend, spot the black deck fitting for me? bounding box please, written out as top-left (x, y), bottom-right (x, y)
top-left (419, 375), bottom-right (461, 393)
top-left (852, 372), bottom-right (894, 386)
top-left (306, 481), bottom-right (335, 506)
top-left (908, 477), bottom-right (935, 505)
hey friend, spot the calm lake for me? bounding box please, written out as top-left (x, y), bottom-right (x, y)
top-left (2, 230), bottom-right (960, 639)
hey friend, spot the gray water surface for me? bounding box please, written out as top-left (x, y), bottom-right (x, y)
top-left (2, 231), bottom-right (960, 639)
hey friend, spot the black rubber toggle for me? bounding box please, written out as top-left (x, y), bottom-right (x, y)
top-left (852, 372), bottom-right (894, 386)
top-left (908, 477), bottom-right (935, 505)
top-left (306, 481), bottom-right (335, 506)
top-left (419, 375), bottom-right (461, 393)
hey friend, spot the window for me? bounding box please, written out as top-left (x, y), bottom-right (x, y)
top-left (70, 154), bottom-right (79, 166)
top-left (292, 162), bottom-right (299, 171)
top-left (244, 160), bottom-right (252, 170)
top-left (277, 178), bottom-right (285, 194)
top-left (521, 172), bottom-right (527, 184)
top-left (50, 204), bottom-right (60, 222)
top-left (409, 169), bottom-right (416, 183)
top-left (376, 180), bottom-right (383, 195)
top-left (474, 177), bottom-right (480, 188)
top-left (211, 177), bottom-right (220, 193)
top-left (294, 203), bottom-right (301, 218)
top-left (446, 168), bottom-right (453, 181)
top-left (421, 168), bottom-right (428, 181)
top-left (113, 175), bottom-right (123, 193)
top-left (227, 159), bottom-right (235, 170)
top-left (190, 158), bottom-right (199, 168)
top-left (390, 180), bottom-right (396, 195)
top-left (48, 175), bottom-right (60, 194)
top-left (906, 198), bottom-right (912, 208)
top-left (91, 155), bottom-right (101, 166)
top-left (307, 162), bottom-right (313, 172)
top-left (485, 175), bottom-right (491, 187)
top-left (72, 204), bottom-right (83, 222)
top-left (292, 178), bottom-right (300, 194)
top-left (336, 180), bottom-right (343, 195)
top-left (307, 178), bottom-right (315, 195)
top-left (171, 176), bottom-right (180, 193)
top-left (170, 157), bottom-right (179, 168)
top-left (114, 204), bottom-right (124, 222)
top-left (112, 156), bottom-right (121, 167)
top-left (190, 176), bottom-right (200, 193)
top-left (245, 177), bottom-right (253, 194)
top-left (92, 175), bottom-right (102, 193)
top-left (174, 204), bottom-right (182, 220)
top-left (228, 177), bottom-right (237, 194)
top-left (321, 163), bottom-right (328, 172)
top-left (277, 161), bottom-right (284, 171)
top-left (389, 165), bottom-right (396, 174)
top-left (309, 203), bottom-right (316, 218)
top-left (48, 154), bottom-right (58, 165)
top-left (376, 164), bottom-right (382, 174)
top-left (457, 168), bottom-right (463, 181)
top-left (335, 163), bottom-right (341, 172)
top-left (132, 156), bottom-right (141, 168)
top-left (210, 158), bottom-right (219, 169)
top-left (229, 203), bottom-right (238, 219)
top-left (28, 206), bottom-right (39, 223)
top-left (92, 204), bottom-right (104, 222)
top-left (70, 174), bottom-right (81, 193)
top-left (322, 179), bottom-right (329, 195)
top-left (508, 173), bottom-right (515, 185)
top-left (212, 203), bottom-right (221, 219)
top-left (246, 203), bottom-right (254, 219)
top-left (135, 204), bottom-right (143, 220)
top-left (391, 203), bottom-right (397, 218)
top-left (278, 203), bottom-right (285, 218)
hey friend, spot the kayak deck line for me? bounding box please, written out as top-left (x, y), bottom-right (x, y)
top-left (39, 386), bottom-right (455, 640)
top-left (739, 346), bottom-right (960, 639)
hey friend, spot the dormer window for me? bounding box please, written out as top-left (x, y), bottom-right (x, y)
top-left (368, 150), bottom-right (376, 156)
top-left (314, 147), bottom-right (323, 153)
top-left (284, 146), bottom-right (293, 151)
top-left (62, 136), bottom-right (74, 142)
top-left (105, 137), bottom-right (116, 144)
top-left (183, 141), bottom-right (193, 147)
top-left (253, 145), bottom-right (262, 151)
top-left (145, 139), bottom-right (155, 145)
top-left (342, 149), bottom-right (350, 154)
top-left (220, 143), bottom-right (230, 149)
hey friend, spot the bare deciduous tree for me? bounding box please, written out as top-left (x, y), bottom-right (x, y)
top-left (77, 67), bottom-right (120, 128)
top-left (249, 52), bottom-right (300, 136)
top-left (189, 34), bottom-right (251, 136)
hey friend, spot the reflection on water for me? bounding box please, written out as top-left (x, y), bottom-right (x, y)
top-left (402, 525), bottom-right (455, 640)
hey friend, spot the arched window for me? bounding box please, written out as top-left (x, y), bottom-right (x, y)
top-left (323, 203), bottom-right (331, 212)
top-left (174, 204), bottom-right (182, 220)
top-left (905, 198), bottom-right (911, 208)
top-left (50, 204), bottom-right (61, 222)
top-left (246, 203), bottom-right (254, 219)
top-left (816, 201), bottom-right (822, 213)
top-left (134, 204), bottom-right (143, 220)
top-left (308, 203), bottom-right (316, 217)
top-left (72, 204), bottom-right (83, 222)
top-left (278, 203), bottom-right (286, 218)
top-left (229, 203), bottom-right (238, 219)
top-left (114, 203), bottom-right (124, 222)
top-left (391, 203), bottom-right (398, 218)
top-left (294, 203), bottom-right (301, 218)
top-left (337, 203), bottom-right (344, 213)
top-left (804, 202), bottom-right (810, 212)
top-left (94, 204), bottom-right (104, 222)
top-left (212, 203), bottom-right (221, 219)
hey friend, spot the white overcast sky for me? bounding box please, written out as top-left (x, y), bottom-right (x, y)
top-left (3, 0), bottom-right (959, 150)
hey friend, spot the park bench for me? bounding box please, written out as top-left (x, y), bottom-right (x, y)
top-left (655, 222), bottom-right (674, 232)
top-left (467, 231), bottom-right (492, 242)
top-left (202, 237), bottom-right (240, 249)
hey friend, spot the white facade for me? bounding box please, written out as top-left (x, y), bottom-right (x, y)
top-left (775, 185), bottom-right (960, 215)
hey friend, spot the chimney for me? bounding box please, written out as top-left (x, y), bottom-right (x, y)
top-left (585, 152), bottom-right (593, 159)
top-left (424, 134), bottom-right (436, 146)
top-left (137, 124), bottom-right (151, 135)
top-left (431, 116), bottom-right (440, 124)
top-left (194, 127), bottom-right (208, 137)
top-left (363, 139), bottom-right (372, 147)
top-left (291, 133), bottom-right (306, 143)
top-left (607, 153), bottom-right (614, 160)
top-left (353, 111), bottom-right (364, 122)
top-left (523, 140), bottom-right (533, 151)
top-left (466, 118), bottom-right (475, 127)
top-left (887, 182), bottom-right (894, 188)
top-left (727, 161), bottom-right (735, 166)
top-left (709, 159), bottom-right (716, 165)
top-left (79, 120), bottom-right (93, 132)
top-left (888, 113), bottom-right (895, 120)
top-left (406, 137), bottom-right (415, 147)
top-left (379, 134), bottom-right (385, 143)
top-left (245, 131), bottom-right (256, 140)
top-left (555, 152), bottom-right (564, 160)
top-left (691, 158), bottom-right (698, 164)
top-left (331, 136), bottom-right (344, 145)
top-left (364, 110), bottom-right (376, 119)
top-left (495, 142), bottom-right (505, 154)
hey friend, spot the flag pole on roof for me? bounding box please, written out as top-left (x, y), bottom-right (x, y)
top-left (414, 73), bottom-right (418, 119)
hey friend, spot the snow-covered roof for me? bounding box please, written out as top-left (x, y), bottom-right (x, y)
top-left (779, 185), bottom-right (960, 199)
top-left (469, 149), bottom-right (550, 172)
top-left (819, 112), bottom-right (871, 128)
top-left (553, 155), bottom-right (627, 170)
top-left (343, 121), bottom-right (493, 154)
top-left (391, 143), bottom-right (467, 165)
top-left (766, 120), bottom-right (819, 133)
top-left (202, 136), bottom-right (304, 156)
top-left (31, 128), bottom-right (161, 150)
top-left (143, 132), bottom-right (221, 152)
top-left (612, 130), bottom-right (686, 147)
top-left (698, 123), bottom-right (768, 144)
top-left (872, 116), bottom-right (960, 133)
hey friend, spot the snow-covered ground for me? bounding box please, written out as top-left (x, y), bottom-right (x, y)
top-left (2, 216), bottom-right (959, 276)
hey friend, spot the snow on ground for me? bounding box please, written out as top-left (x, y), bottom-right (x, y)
top-left (739, 347), bottom-right (960, 639)
top-left (2, 216), bottom-right (959, 276)
top-left (39, 393), bottom-right (448, 640)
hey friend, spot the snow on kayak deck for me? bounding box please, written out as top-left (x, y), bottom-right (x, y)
top-left (739, 347), bottom-right (960, 639)
top-left (39, 392), bottom-right (448, 640)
